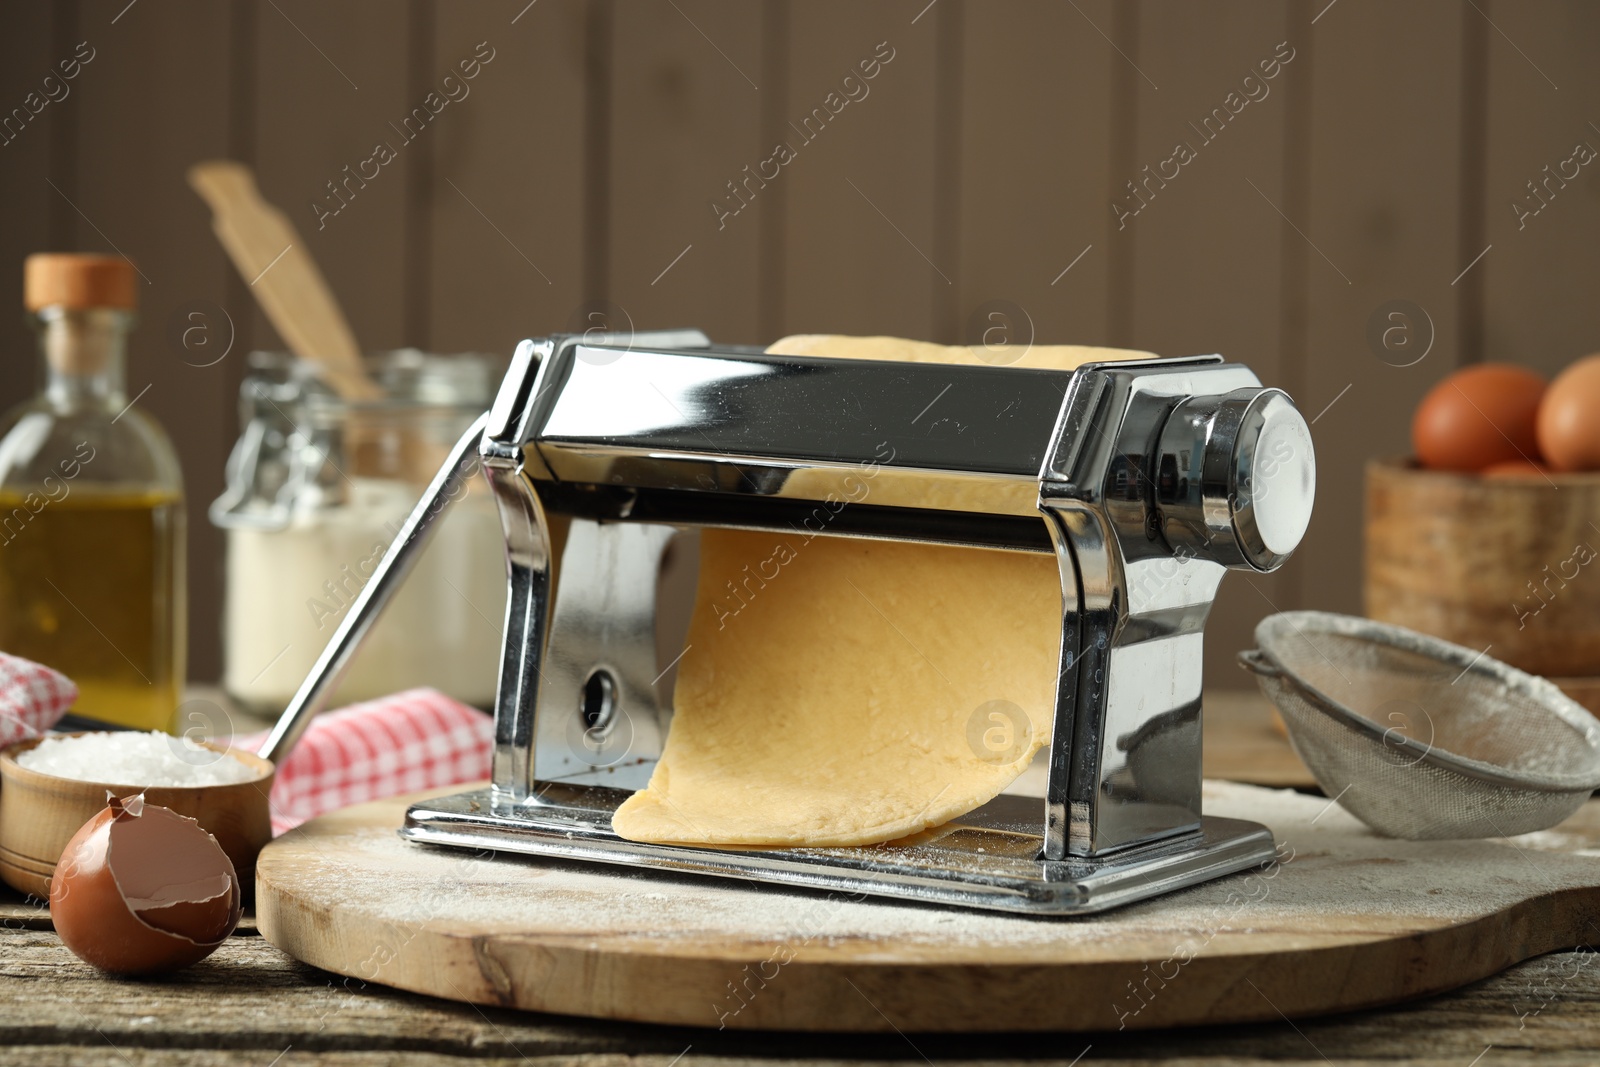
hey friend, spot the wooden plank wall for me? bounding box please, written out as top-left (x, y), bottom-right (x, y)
top-left (2, 0), bottom-right (1597, 693)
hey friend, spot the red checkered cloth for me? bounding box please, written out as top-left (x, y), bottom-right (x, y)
top-left (234, 688), bottom-right (492, 835)
top-left (0, 652), bottom-right (78, 748)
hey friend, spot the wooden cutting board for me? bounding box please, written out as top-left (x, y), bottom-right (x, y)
top-left (255, 780), bottom-right (1600, 1033)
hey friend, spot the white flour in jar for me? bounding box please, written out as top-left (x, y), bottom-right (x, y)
top-left (222, 477), bottom-right (506, 712)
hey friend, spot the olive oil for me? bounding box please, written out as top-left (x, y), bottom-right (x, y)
top-left (0, 255), bottom-right (186, 731)
top-left (0, 488), bottom-right (184, 730)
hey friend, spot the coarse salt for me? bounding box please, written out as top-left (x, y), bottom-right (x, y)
top-left (16, 731), bottom-right (258, 787)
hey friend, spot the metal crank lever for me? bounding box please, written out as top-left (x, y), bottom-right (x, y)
top-left (257, 411), bottom-right (489, 765)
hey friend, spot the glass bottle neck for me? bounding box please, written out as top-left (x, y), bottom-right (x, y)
top-left (35, 307), bottom-right (132, 409)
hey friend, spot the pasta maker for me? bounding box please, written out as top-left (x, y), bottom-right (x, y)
top-left (260, 331), bottom-right (1316, 915)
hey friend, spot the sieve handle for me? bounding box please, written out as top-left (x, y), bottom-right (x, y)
top-left (1236, 649), bottom-right (1283, 678)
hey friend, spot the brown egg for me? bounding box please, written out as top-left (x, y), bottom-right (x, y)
top-left (49, 794), bottom-right (240, 975)
top-left (1482, 459), bottom-right (1551, 479)
top-left (1413, 364), bottom-right (1547, 472)
top-left (1537, 353), bottom-right (1600, 472)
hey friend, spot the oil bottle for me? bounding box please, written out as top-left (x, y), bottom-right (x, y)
top-left (0, 254), bottom-right (186, 731)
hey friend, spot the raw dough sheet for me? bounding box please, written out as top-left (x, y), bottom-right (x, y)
top-left (612, 336), bottom-right (1151, 847)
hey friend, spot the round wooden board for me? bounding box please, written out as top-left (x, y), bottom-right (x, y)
top-left (256, 781), bottom-right (1600, 1033)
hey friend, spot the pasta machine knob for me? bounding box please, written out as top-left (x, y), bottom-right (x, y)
top-left (1154, 387), bottom-right (1315, 571)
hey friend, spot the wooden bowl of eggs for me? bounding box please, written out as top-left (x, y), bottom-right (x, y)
top-left (0, 731), bottom-right (273, 899)
top-left (1366, 354), bottom-right (1600, 713)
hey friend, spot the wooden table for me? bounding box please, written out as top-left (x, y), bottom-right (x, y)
top-left (7, 690), bottom-right (1598, 1065)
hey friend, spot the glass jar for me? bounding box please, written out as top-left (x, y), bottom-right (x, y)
top-left (213, 350), bottom-right (506, 714)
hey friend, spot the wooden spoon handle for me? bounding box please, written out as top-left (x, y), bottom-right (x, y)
top-left (188, 160), bottom-right (381, 400)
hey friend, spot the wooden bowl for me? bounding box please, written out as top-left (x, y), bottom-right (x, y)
top-left (1366, 457), bottom-right (1600, 713)
top-left (0, 734), bottom-right (274, 899)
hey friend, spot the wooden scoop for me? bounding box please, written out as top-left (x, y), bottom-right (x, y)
top-left (188, 160), bottom-right (381, 401)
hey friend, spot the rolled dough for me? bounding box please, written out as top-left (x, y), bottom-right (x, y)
top-left (610, 336), bottom-right (1153, 847)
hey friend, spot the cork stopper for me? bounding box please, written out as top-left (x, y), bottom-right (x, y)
top-left (24, 253), bottom-right (138, 312)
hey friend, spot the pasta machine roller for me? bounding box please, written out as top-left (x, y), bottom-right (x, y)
top-left (260, 331), bottom-right (1316, 915)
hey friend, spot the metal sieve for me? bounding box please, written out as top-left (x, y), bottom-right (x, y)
top-left (1240, 611), bottom-right (1600, 840)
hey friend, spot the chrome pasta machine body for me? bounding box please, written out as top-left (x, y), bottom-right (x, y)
top-left (260, 331), bottom-right (1316, 916)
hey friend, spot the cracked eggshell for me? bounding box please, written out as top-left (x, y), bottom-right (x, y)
top-left (49, 794), bottom-right (241, 975)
